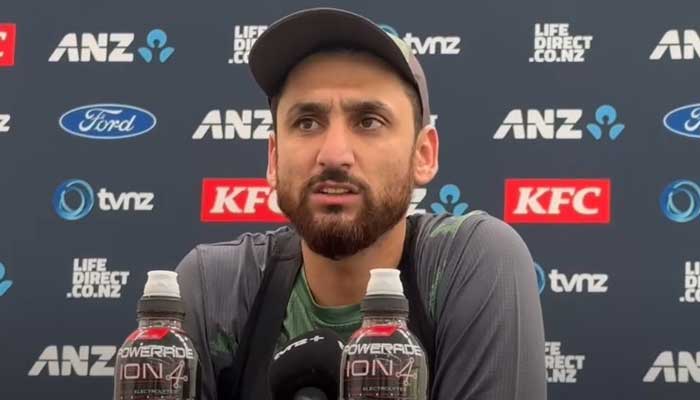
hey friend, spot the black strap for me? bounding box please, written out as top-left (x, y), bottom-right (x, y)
top-left (399, 217), bottom-right (436, 398)
top-left (220, 230), bottom-right (302, 400)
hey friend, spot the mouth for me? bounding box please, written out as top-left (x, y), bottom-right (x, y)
top-left (309, 181), bottom-right (361, 207)
top-left (312, 181), bottom-right (360, 195)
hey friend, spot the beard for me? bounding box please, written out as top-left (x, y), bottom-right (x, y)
top-left (276, 164), bottom-right (414, 260)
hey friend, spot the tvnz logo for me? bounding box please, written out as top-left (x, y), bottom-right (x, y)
top-left (378, 24), bottom-right (461, 55)
top-left (536, 263), bottom-right (608, 294)
top-left (53, 179), bottom-right (155, 221)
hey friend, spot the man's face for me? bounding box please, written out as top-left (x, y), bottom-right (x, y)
top-left (269, 51), bottom-right (417, 260)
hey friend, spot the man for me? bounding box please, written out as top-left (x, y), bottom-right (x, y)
top-left (176, 7), bottom-right (546, 400)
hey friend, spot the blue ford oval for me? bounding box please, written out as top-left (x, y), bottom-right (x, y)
top-left (59, 103), bottom-right (157, 139)
top-left (663, 103), bottom-right (700, 139)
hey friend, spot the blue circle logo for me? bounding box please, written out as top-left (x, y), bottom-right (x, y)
top-left (660, 180), bottom-right (700, 223)
top-left (430, 184), bottom-right (469, 216)
top-left (534, 263), bottom-right (546, 295)
top-left (53, 179), bottom-right (95, 221)
top-left (0, 261), bottom-right (13, 296)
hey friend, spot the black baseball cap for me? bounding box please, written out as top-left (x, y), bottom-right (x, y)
top-left (248, 7), bottom-right (431, 127)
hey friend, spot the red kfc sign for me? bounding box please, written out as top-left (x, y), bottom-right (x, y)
top-left (201, 178), bottom-right (288, 223)
top-left (504, 179), bottom-right (611, 224)
top-left (0, 24), bottom-right (16, 67)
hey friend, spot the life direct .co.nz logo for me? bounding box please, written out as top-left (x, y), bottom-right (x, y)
top-left (59, 104), bottom-right (156, 140)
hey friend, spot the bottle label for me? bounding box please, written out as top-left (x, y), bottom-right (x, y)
top-left (114, 327), bottom-right (199, 400)
top-left (342, 324), bottom-right (428, 400)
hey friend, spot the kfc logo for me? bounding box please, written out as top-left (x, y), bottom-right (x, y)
top-left (0, 23), bottom-right (17, 67)
top-left (201, 179), bottom-right (288, 223)
top-left (504, 179), bottom-right (611, 224)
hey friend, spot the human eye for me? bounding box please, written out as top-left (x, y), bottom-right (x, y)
top-left (294, 117), bottom-right (321, 132)
top-left (357, 116), bottom-right (384, 130)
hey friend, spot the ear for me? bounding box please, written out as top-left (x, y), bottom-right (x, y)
top-left (413, 125), bottom-right (439, 186)
top-left (266, 131), bottom-right (278, 189)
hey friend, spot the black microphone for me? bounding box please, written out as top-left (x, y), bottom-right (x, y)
top-left (269, 328), bottom-right (345, 400)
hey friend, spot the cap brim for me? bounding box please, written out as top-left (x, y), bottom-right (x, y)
top-left (249, 8), bottom-right (415, 98)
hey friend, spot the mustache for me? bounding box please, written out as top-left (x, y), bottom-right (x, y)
top-left (305, 168), bottom-right (368, 193)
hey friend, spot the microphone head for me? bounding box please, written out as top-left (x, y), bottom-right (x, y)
top-left (269, 328), bottom-right (345, 400)
top-left (293, 387), bottom-right (328, 400)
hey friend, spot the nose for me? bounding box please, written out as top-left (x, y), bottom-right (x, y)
top-left (316, 119), bottom-right (355, 170)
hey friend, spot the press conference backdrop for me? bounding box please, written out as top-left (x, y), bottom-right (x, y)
top-left (1, 0), bottom-right (699, 398)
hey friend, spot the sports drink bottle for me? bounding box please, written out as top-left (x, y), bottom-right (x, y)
top-left (113, 270), bottom-right (200, 400)
top-left (340, 269), bottom-right (428, 400)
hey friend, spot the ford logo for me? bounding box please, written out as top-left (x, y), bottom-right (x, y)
top-left (663, 103), bottom-right (700, 139)
top-left (59, 104), bottom-right (157, 139)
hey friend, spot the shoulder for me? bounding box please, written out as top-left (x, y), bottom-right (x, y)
top-left (410, 211), bottom-right (529, 262)
top-left (414, 214), bottom-right (546, 399)
top-left (177, 225), bottom-right (295, 280)
top-left (175, 225), bottom-right (299, 323)
top-left (408, 212), bottom-right (534, 317)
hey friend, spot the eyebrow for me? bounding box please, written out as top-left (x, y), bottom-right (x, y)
top-left (340, 100), bottom-right (395, 121)
top-left (285, 102), bottom-right (332, 123)
top-left (284, 99), bottom-right (395, 125)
